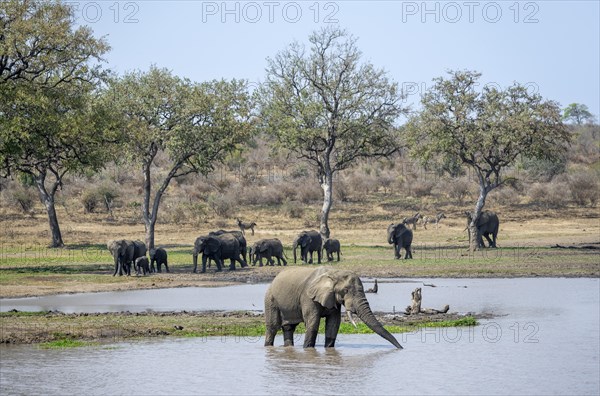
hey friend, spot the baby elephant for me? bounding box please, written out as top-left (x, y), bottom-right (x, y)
top-left (149, 248), bottom-right (169, 273)
top-left (322, 238), bottom-right (341, 262)
top-left (135, 256), bottom-right (150, 276)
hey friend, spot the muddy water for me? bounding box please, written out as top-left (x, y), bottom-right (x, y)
top-left (1, 278), bottom-right (599, 395)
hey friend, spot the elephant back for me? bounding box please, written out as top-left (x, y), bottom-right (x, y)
top-left (214, 233), bottom-right (241, 258)
top-left (305, 230), bottom-right (322, 250)
top-left (132, 240), bottom-right (147, 259)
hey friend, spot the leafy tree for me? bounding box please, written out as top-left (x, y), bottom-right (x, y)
top-left (0, 0), bottom-right (112, 247)
top-left (108, 67), bottom-right (253, 249)
top-left (406, 70), bottom-right (569, 250)
top-left (562, 103), bottom-right (596, 125)
top-left (261, 26), bottom-right (406, 237)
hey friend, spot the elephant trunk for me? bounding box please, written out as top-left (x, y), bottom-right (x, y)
top-left (354, 296), bottom-right (402, 349)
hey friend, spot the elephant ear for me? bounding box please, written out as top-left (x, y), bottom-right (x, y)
top-left (206, 237), bottom-right (220, 254)
top-left (258, 242), bottom-right (270, 253)
top-left (301, 235), bottom-right (311, 248)
top-left (307, 274), bottom-right (336, 309)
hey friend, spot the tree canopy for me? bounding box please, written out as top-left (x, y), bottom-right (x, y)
top-left (108, 66), bottom-right (254, 248)
top-left (261, 26), bottom-right (406, 237)
top-left (562, 103), bottom-right (596, 125)
top-left (406, 70), bottom-right (570, 250)
top-left (0, 0), bottom-right (112, 247)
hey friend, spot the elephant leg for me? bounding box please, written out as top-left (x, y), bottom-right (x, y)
top-left (324, 310), bottom-right (341, 348)
top-left (268, 256), bottom-right (275, 266)
top-left (215, 258), bottom-right (222, 272)
top-left (201, 255), bottom-right (207, 273)
top-left (229, 258), bottom-right (236, 271)
top-left (317, 249), bottom-right (321, 264)
top-left (307, 250), bottom-right (313, 264)
top-left (113, 258), bottom-right (119, 276)
top-left (394, 243), bottom-right (401, 259)
top-left (282, 323), bottom-right (298, 347)
top-left (164, 261), bottom-right (169, 273)
top-left (264, 298), bottom-right (281, 347)
top-left (259, 255), bottom-right (263, 267)
top-left (336, 251), bottom-right (340, 262)
top-left (303, 312), bottom-right (321, 348)
top-left (405, 246), bottom-right (413, 259)
top-left (483, 233), bottom-right (493, 247)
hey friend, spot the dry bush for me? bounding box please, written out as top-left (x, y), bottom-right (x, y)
top-left (411, 179), bottom-right (436, 198)
top-left (207, 192), bottom-right (237, 217)
top-left (348, 172), bottom-right (377, 195)
top-left (445, 178), bottom-right (473, 205)
top-left (281, 199), bottom-right (304, 218)
top-left (5, 184), bottom-right (36, 214)
top-left (568, 170), bottom-right (599, 207)
top-left (239, 184), bottom-right (284, 205)
top-left (490, 186), bottom-right (522, 206)
top-left (528, 182), bottom-right (570, 209)
top-left (377, 172), bottom-right (396, 194)
top-left (80, 183), bottom-right (119, 213)
top-left (165, 201), bottom-right (207, 225)
top-left (295, 181), bottom-right (322, 204)
top-left (334, 178), bottom-right (351, 202)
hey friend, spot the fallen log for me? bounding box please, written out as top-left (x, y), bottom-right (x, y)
top-left (405, 287), bottom-right (450, 315)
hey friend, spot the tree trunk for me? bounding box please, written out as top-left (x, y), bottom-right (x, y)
top-left (469, 181), bottom-right (490, 252)
top-left (35, 177), bottom-right (64, 248)
top-left (319, 170), bottom-right (333, 239)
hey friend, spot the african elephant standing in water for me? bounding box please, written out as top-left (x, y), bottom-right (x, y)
top-left (264, 267), bottom-right (402, 349)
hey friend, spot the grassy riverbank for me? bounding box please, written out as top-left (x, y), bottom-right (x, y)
top-left (0, 310), bottom-right (478, 346)
top-left (0, 243), bottom-right (598, 298)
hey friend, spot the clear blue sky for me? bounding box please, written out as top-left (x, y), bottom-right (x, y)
top-left (73, 0), bottom-right (600, 118)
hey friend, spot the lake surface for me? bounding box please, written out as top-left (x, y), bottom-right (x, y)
top-left (1, 278), bottom-right (599, 395)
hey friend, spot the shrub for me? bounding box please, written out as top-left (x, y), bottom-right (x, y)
top-left (568, 170), bottom-right (599, 207)
top-left (208, 193), bottom-right (236, 217)
top-left (7, 185), bottom-right (36, 214)
top-left (281, 199), bottom-right (304, 218)
top-left (348, 172), bottom-right (377, 195)
top-left (81, 190), bottom-right (98, 213)
top-left (411, 179), bottom-right (436, 198)
top-left (490, 186), bottom-right (521, 206)
top-left (81, 183), bottom-right (119, 213)
top-left (528, 182), bottom-right (570, 209)
top-left (240, 184), bottom-right (284, 205)
top-left (295, 181), bottom-right (322, 204)
top-left (445, 178), bottom-right (472, 205)
top-left (334, 178), bottom-right (351, 202)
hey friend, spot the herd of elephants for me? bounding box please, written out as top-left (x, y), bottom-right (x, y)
top-left (106, 210), bottom-right (500, 276)
top-left (106, 210), bottom-right (500, 348)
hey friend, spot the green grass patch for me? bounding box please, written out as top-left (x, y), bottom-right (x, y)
top-left (39, 338), bottom-right (95, 349)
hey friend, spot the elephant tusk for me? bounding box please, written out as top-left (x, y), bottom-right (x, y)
top-left (346, 311), bottom-right (357, 328)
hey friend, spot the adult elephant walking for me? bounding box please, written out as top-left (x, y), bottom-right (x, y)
top-left (264, 267), bottom-right (402, 349)
top-left (293, 230), bottom-right (322, 264)
top-left (387, 223), bottom-right (413, 259)
top-left (209, 230), bottom-right (248, 263)
top-left (250, 238), bottom-right (287, 267)
top-left (465, 210), bottom-right (499, 248)
top-left (108, 239), bottom-right (134, 276)
top-left (107, 239), bottom-right (146, 276)
top-left (192, 233), bottom-right (247, 273)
